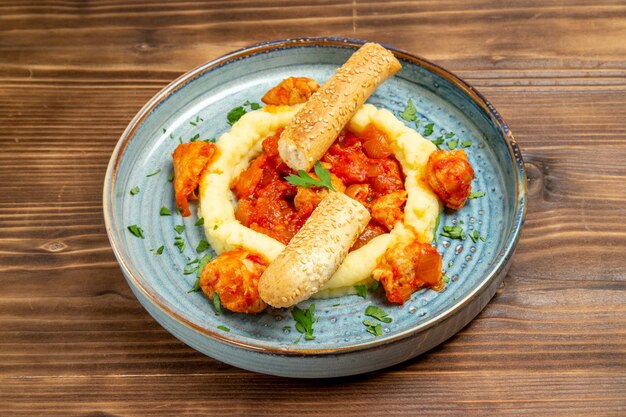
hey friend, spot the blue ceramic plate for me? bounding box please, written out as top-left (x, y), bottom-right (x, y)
top-left (104, 38), bottom-right (526, 378)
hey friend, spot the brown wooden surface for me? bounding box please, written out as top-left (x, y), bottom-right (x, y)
top-left (1, 1), bottom-right (625, 416)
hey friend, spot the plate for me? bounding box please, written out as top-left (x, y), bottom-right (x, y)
top-left (103, 38), bottom-right (526, 378)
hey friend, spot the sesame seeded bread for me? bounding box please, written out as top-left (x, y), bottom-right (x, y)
top-left (257, 192), bottom-right (370, 308)
top-left (277, 43), bottom-right (402, 172)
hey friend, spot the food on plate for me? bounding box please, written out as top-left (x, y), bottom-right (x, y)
top-left (258, 192), bottom-right (370, 308)
top-left (278, 43), bottom-right (402, 172)
top-left (372, 231), bottom-right (443, 304)
top-left (261, 76), bottom-right (320, 106)
top-left (172, 141), bottom-right (216, 216)
top-left (426, 149), bottom-right (474, 210)
top-left (166, 43), bottom-right (476, 319)
top-left (199, 249), bottom-right (268, 314)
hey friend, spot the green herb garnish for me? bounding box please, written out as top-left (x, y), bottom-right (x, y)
top-left (167, 172), bottom-right (174, 182)
top-left (354, 284), bottom-right (367, 299)
top-left (469, 229), bottom-right (480, 243)
top-left (183, 263), bottom-right (199, 275)
top-left (173, 235), bottom-right (185, 252)
top-left (194, 217), bottom-right (204, 226)
top-left (188, 278), bottom-right (201, 293)
top-left (152, 245), bottom-right (164, 255)
top-left (244, 100), bottom-right (261, 110)
top-left (363, 320), bottom-right (383, 336)
top-left (447, 139), bottom-right (458, 150)
top-left (365, 305), bottom-right (392, 323)
top-left (129, 186), bottom-right (140, 196)
top-left (369, 280), bottom-right (379, 292)
top-left (217, 325), bottom-right (230, 332)
top-left (460, 140), bottom-right (472, 148)
top-left (445, 132), bottom-right (455, 139)
top-left (212, 292), bottom-right (222, 315)
top-left (127, 225), bottom-right (144, 239)
top-left (423, 122), bottom-right (434, 137)
top-left (468, 191), bottom-right (486, 199)
top-left (227, 106), bottom-right (247, 125)
top-left (431, 136), bottom-right (444, 149)
top-left (442, 273), bottom-right (450, 284)
top-left (160, 206), bottom-right (172, 216)
top-left (433, 213), bottom-right (441, 243)
top-left (195, 239), bottom-right (209, 252)
top-left (146, 168), bottom-right (161, 177)
top-left (174, 225), bottom-right (185, 234)
top-left (292, 304), bottom-right (316, 340)
top-left (284, 161), bottom-right (336, 191)
top-left (399, 98), bottom-right (418, 122)
top-left (440, 224), bottom-right (465, 240)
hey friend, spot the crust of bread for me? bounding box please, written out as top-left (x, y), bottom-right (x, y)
top-left (277, 43), bottom-right (402, 172)
top-left (257, 192), bottom-right (370, 308)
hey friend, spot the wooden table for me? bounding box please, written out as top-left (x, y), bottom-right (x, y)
top-left (1, 1), bottom-right (625, 415)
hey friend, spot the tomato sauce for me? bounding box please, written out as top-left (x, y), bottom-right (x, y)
top-left (231, 123), bottom-right (406, 248)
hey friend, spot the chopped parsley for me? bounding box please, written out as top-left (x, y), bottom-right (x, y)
top-left (187, 279), bottom-right (201, 293)
top-left (194, 217), bottom-right (204, 226)
top-left (433, 213), bottom-right (441, 243)
top-left (431, 136), bottom-right (444, 149)
top-left (468, 191), bottom-right (486, 199)
top-left (460, 140), bottom-right (472, 148)
top-left (127, 225), bottom-right (144, 239)
top-left (146, 168), bottom-right (161, 177)
top-left (447, 139), bottom-right (458, 150)
top-left (442, 273), bottom-right (451, 284)
top-left (217, 325), bottom-right (230, 332)
top-left (195, 239), bottom-right (209, 253)
top-left (152, 245), bottom-right (164, 255)
top-left (212, 292), bottom-right (222, 315)
top-left (284, 161), bottom-right (336, 191)
top-left (188, 253), bottom-right (213, 293)
top-left (292, 304), bottom-right (316, 340)
top-left (173, 235), bottom-right (185, 252)
top-left (363, 320), bottom-right (383, 336)
top-left (440, 224), bottom-right (465, 240)
top-left (364, 305), bottom-right (392, 323)
top-left (227, 106), bottom-right (247, 125)
top-left (369, 280), bottom-right (379, 292)
top-left (423, 122), bottom-right (434, 137)
top-left (167, 172), bottom-right (174, 182)
top-left (174, 225), bottom-right (185, 234)
top-left (399, 98), bottom-right (418, 122)
top-left (160, 206), bottom-right (172, 216)
top-left (354, 284), bottom-right (367, 298)
top-left (470, 230), bottom-right (487, 243)
top-left (183, 262), bottom-right (199, 275)
top-left (189, 133), bottom-right (200, 142)
top-left (445, 131), bottom-right (455, 139)
top-left (129, 186), bottom-right (140, 196)
top-left (162, 127), bottom-right (167, 133)
top-left (189, 120), bottom-right (197, 126)
top-left (244, 100), bottom-right (261, 110)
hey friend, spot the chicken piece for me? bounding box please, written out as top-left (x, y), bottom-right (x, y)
top-left (370, 190), bottom-right (407, 231)
top-left (172, 141), bottom-right (216, 216)
top-left (261, 77), bottom-right (320, 106)
top-left (199, 249), bottom-right (268, 314)
top-left (426, 149), bottom-right (474, 210)
top-left (373, 239), bottom-right (443, 304)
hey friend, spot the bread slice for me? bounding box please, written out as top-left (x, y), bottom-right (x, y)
top-left (278, 43), bottom-right (402, 172)
top-left (258, 192), bottom-right (370, 308)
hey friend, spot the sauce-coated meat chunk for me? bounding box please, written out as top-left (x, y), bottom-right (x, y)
top-left (261, 77), bottom-right (320, 106)
top-left (373, 238), bottom-right (442, 304)
top-left (172, 141), bottom-right (216, 216)
top-left (200, 249), bottom-right (268, 314)
top-left (426, 149), bottom-right (474, 210)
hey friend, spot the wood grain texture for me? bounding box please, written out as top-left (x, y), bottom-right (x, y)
top-left (1, 1), bottom-right (625, 416)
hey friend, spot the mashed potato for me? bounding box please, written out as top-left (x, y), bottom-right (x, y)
top-left (198, 103), bottom-right (440, 297)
